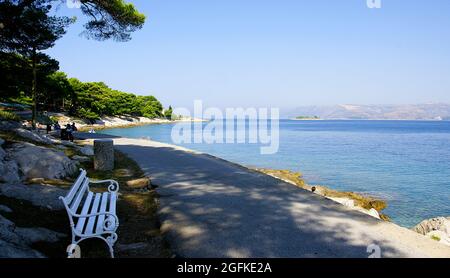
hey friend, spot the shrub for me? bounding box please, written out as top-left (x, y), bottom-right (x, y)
top-left (431, 235), bottom-right (441, 241)
top-left (0, 110), bottom-right (20, 121)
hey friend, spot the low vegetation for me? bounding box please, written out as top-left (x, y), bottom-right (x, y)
top-left (431, 235), bottom-right (441, 241)
top-left (0, 110), bottom-right (20, 121)
top-left (258, 169), bottom-right (306, 188)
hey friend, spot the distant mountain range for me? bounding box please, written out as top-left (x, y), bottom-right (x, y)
top-left (285, 104), bottom-right (450, 120)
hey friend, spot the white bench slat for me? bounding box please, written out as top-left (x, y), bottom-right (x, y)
top-left (75, 191), bottom-right (94, 234)
top-left (69, 178), bottom-right (90, 213)
top-left (65, 170), bottom-right (87, 203)
top-left (85, 193), bottom-right (102, 234)
top-left (95, 192), bottom-right (109, 233)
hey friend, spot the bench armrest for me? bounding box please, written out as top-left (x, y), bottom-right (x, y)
top-left (72, 211), bottom-right (117, 219)
top-left (89, 179), bottom-right (119, 193)
top-left (71, 211), bottom-right (119, 230)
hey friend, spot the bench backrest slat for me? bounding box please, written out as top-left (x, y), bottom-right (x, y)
top-left (75, 191), bottom-right (94, 233)
top-left (64, 169), bottom-right (87, 204)
top-left (84, 193), bottom-right (102, 234)
top-left (69, 177), bottom-right (90, 213)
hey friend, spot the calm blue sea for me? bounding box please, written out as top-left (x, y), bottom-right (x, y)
top-left (100, 120), bottom-right (450, 227)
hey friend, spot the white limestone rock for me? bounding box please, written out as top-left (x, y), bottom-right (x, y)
top-left (0, 239), bottom-right (45, 258)
top-left (0, 215), bottom-right (62, 258)
top-left (9, 142), bottom-right (78, 180)
top-left (55, 145), bottom-right (68, 150)
top-left (13, 128), bottom-right (53, 145)
top-left (15, 227), bottom-right (66, 245)
top-left (0, 121), bottom-right (21, 131)
top-left (367, 208), bottom-right (381, 220)
top-left (342, 199), bottom-right (355, 208)
top-left (78, 145), bottom-right (94, 156)
top-left (61, 140), bottom-right (76, 147)
top-left (0, 215), bottom-right (24, 247)
top-left (0, 183), bottom-right (66, 211)
top-left (0, 159), bottom-right (21, 184)
top-left (412, 217), bottom-right (449, 235)
top-left (0, 146), bottom-right (5, 160)
top-left (0, 205), bottom-right (12, 213)
top-left (72, 155), bottom-right (90, 162)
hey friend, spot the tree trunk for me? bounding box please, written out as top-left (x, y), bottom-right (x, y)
top-left (31, 48), bottom-right (37, 129)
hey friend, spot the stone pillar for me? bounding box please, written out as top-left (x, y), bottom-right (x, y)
top-left (94, 139), bottom-right (114, 171)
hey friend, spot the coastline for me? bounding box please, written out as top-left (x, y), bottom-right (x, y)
top-left (253, 168), bottom-right (389, 221)
top-left (82, 134), bottom-right (450, 257)
top-left (48, 113), bottom-right (206, 132)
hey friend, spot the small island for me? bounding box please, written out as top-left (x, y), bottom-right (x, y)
top-left (292, 115), bottom-right (321, 120)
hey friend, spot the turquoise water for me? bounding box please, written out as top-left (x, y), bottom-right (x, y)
top-left (100, 120), bottom-right (450, 227)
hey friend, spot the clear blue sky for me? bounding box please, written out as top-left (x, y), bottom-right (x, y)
top-left (46, 0), bottom-right (450, 109)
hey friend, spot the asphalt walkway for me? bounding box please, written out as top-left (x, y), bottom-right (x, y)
top-left (76, 133), bottom-right (450, 258)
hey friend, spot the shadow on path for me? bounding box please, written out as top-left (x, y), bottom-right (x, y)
top-left (114, 141), bottom-right (421, 258)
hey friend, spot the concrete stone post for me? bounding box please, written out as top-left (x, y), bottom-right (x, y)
top-left (94, 139), bottom-right (114, 171)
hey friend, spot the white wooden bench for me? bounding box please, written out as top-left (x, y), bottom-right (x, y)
top-left (59, 169), bottom-right (119, 258)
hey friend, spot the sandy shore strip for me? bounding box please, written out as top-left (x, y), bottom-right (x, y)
top-left (76, 133), bottom-right (450, 258)
top-left (48, 113), bottom-right (206, 132)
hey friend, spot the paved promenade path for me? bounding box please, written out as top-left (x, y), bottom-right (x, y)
top-left (77, 133), bottom-right (450, 258)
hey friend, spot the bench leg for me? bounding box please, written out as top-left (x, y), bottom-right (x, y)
top-left (106, 233), bottom-right (118, 258)
top-left (68, 234), bottom-right (117, 258)
top-left (67, 234), bottom-right (81, 258)
top-left (67, 244), bottom-right (79, 258)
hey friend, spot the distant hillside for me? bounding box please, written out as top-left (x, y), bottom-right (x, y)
top-left (285, 104), bottom-right (450, 120)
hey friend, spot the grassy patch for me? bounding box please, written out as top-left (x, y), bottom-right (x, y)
top-left (0, 110), bottom-right (20, 121)
top-left (63, 147), bottom-right (78, 158)
top-left (25, 178), bottom-right (73, 187)
top-left (79, 150), bottom-right (145, 187)
top-left (116, 192), bottom-right (172, 257)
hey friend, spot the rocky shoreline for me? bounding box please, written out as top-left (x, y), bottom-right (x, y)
top-left (255, 168), bottom-right (388, 220)
top-left (48, 113), bottom-right (206, 132)
top-left (254, 169), bottom-right (450, 247)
